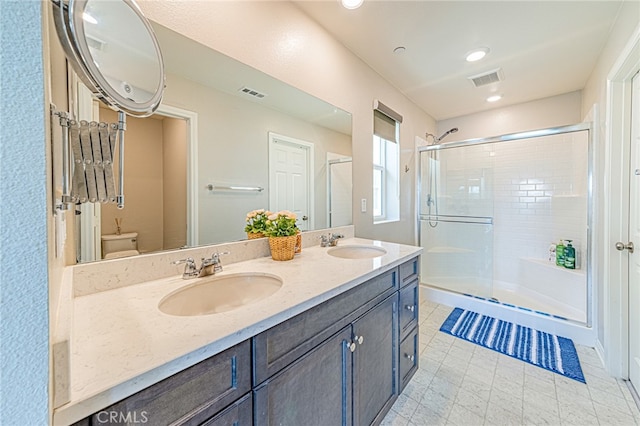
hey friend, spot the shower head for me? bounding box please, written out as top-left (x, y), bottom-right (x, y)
top-left (437, 127), bottom-right (458, 142)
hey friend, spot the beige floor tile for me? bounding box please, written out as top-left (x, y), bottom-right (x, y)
top-left (384, 299), bottom-right (640, 426)
top-left (446, 404), bottom-right (485, 426)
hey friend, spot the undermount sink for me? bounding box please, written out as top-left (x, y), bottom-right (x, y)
top-left (327, 244), bottom-right (387, 259)
top-left (159, 273), bottom-right (283, 316)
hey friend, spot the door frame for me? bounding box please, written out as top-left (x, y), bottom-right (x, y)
top-left (155, 104), bottom-right (199, 247)
top-left (604, 25), bottom-right (640, 378)
top-left (268, 132), bottom-right (315, 230)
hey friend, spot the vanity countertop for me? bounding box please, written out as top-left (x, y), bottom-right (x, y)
top-left (54, 237), bottom-right (422, 425)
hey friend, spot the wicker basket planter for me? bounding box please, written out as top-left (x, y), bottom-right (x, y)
top-left (295, 232), bottom-right (302, 253)
top-left (268, 235), bottom-right (298, 261)
top-left (247, 232), bottom-right (265, 240)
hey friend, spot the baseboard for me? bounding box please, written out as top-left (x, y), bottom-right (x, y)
top-left (595, 339), bottom-right (607, 370)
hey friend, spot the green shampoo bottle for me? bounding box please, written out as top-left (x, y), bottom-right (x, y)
top-left (564, 240), bottom-right (576, 269)
top-left (556, 240), bottom-right (565, 266)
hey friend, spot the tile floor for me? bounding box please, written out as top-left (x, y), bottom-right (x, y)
top-left (382, 293), bottom-right (640, 426)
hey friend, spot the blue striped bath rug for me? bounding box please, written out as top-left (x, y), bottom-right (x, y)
top-left (440, 308), bottom-right (585, 383)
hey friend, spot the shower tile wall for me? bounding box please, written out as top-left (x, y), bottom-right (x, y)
top-left (423, 130), bottom-right (589, 302)
top-left (490, 132), bottom-right (588, 285)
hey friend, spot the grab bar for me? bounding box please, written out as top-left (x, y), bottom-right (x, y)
top-left (420, 214), bottom-right (493, 225)
top-left (206, 184), bottom-right (264, 192)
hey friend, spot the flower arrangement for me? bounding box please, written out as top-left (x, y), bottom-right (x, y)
top-left (244, 209), bottom-right (271, 235)
top-left (264, 210), bottom-right (299, 237)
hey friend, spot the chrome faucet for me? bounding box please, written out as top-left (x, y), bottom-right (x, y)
top-left (320, 233), bottom-right (344, 247)
top-left (210, 251), bottom-right (230, 273)
top-left (172, 257), bottom-right (199, 279)
top-left (172, 251), bottom-right (230, 279)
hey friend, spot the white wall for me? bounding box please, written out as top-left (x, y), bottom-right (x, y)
top-left (0, 2), bottom-right (49, 424)
top-left (137, 1), bottom-right (436, 245)
top-left (581, 0), bottom-right (640, 371)
top-left (436, 91), bottom-right (582, 141)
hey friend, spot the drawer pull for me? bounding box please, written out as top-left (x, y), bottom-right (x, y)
top-left (349, 342), bottom-right (357, 352)
top-left (355, 335), bottom-right (364, 345)
top-left (404, 353), bottom-right (415, 362)
top-left (404, 305), bottom-right (415, 312)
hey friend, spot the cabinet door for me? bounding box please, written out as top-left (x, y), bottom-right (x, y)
top-left (352, 294), bottom-right (398, 426)
top-left (254, 327), bottom-right (353, 426)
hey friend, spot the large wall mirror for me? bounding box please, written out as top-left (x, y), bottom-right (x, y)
top-left (75, 21), bottom-right (353, 263)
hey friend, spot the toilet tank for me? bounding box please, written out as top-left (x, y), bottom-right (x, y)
top-left (101, 232), bottom-right (138, 258)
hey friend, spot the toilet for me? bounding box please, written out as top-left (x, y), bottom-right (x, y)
top-left (101, 232), bottom-right (140, 259)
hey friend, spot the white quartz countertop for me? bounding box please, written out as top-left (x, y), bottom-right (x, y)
top-left (54, 238), bottom-right (421, 425)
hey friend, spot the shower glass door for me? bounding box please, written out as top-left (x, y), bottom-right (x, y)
top-left (419, 143), bottom-right (494, 298)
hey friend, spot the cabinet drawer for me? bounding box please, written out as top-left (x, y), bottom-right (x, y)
top-left (399, 328), bottom-right (419, 392)
top-left (91, 340), bottom-right (251, 426)
top-left (399, 279), bottom-right (419, 340)
top-left (201, 393), bottom-right (252, 426)
top-left (253, 268), bottom-right (398, 384)
top-left (399, 257), bottom-right (419, 288)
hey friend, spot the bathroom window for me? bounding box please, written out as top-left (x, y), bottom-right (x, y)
top-left (373, 107), bottom-right (400, 223)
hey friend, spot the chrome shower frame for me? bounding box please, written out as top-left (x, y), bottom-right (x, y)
top-left (416, 122), bottom-right (594, 327)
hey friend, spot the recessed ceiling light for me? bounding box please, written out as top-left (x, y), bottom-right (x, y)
top-left (466, 47), bottom-right (489, 62)
top-left (341, 0), bottom-right (363, 9)
top-left (393, 46), bottom-right (406, 54)
top-left (487, 95), bottom-right (502, 103)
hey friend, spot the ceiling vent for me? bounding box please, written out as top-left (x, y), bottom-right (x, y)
top-left (467, 68), bottom-right (504, 88)
top-left (239, 86), bottom-right (267, 99)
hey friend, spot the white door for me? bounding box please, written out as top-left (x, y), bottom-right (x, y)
top-left (629, 70), bottom-right (640, 392)
top-left (269, 133), bottom-right (313, 231)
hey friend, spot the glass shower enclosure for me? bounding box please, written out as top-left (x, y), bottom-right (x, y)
top-left (418, 123), bottom-right (592, 324)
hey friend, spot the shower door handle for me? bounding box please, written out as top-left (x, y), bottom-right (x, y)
top-left (615, 241), bottom-right (634, 253)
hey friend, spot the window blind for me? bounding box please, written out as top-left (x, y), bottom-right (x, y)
top-left (373, 100), bottom-right (402, 143)
top-left (374, 111), bottom-right (398, 143)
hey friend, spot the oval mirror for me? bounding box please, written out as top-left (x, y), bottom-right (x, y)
top-left (53, 0), bottom-right (165, 117)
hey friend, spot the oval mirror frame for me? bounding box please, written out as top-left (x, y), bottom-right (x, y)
top-left (52, 0), bottom-right (165, 117)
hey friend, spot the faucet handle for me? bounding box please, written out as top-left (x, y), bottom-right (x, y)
top-left (211, 251), bottom-right (230, 272)
top-left (329, 233), bottom-right (344, 246)
top-left (171, 258), bottom-right (198, 279)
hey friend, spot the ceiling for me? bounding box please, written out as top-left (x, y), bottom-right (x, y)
top-left (293, 0), bottom-right (624, 121)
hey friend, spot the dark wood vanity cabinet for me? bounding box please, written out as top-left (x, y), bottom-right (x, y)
top-left (254, 294), bottom-right (398, 426)
top-left (73, 256), bottom-right (420, 426)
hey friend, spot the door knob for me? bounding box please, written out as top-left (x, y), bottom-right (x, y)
top-left (302, 215), bottom-right (308, 221)
top-left (615, 241), bottom-right (634, 253)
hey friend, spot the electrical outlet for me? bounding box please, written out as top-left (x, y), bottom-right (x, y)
top-left (361, 198), bottom-right (367, 213)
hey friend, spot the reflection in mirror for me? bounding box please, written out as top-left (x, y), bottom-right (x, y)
top-left (56, 0), bottom-right (165, 116)
top-left (79, 0), bottom-right (163, 106)
top-left (76, 22), bottom-right (353, 263)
